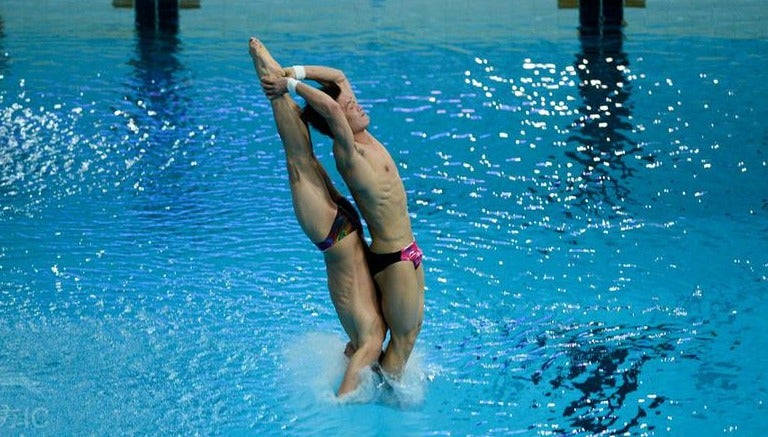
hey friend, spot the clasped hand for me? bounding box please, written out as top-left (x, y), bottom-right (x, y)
top-left (261, 76), bottom-right (288, 100)
top-left (261, 67), bottom-right (297, 100)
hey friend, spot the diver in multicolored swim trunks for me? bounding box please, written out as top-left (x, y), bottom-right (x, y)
top-left (250, 38), bottom-right (385, 398)
top-left (262, 57), bottom-right (425, 380)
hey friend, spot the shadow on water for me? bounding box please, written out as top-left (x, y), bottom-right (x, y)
top-left (119, 26), bottom-right (207, 223)
top-left (116, 24), bottom-right (229, 252)
top-left (490, 316), bottom-right (709, 435)
top-left (526, 321), bottom-right (697, 435)
top-left (128, 27), bottom-right (189, 136)
top-left (561, 30), bottom-right (655, 218)
top-left (452, 311), bottom-right (710, 435)
top-left (0, 15), bottom-right (7, 75)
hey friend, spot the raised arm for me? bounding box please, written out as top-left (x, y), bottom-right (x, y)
top-left (284, 65), bottom-right (352, 93)
top-left (295, 79), bottom-right (356, 148)
top-left (261, 75), bottom-right (361, 164)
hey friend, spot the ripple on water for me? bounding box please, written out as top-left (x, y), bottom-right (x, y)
top-left (2, 9), bottom-right (768, 435)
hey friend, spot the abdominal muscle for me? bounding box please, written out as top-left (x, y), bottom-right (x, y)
top-left (357, 189), bottom-right (414, 254)
top-left (345, 138), bottom-right (415, 253)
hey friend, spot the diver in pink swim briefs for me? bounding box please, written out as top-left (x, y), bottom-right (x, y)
top-left (262, 58), bottom-right (425, 380)
top-left (250, 38), bottom-right (385, 397)
top-left (367, 241), bottom-right (423, 277)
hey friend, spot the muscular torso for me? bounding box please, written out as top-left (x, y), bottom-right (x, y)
top-left (334, 135), bottom-right (414, 254)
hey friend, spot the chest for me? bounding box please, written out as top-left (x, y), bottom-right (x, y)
top-left (366, 144), bottom-right (397, 174)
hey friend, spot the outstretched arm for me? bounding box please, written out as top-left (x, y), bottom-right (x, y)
top-left (284, 65), bottom-right (348, 89)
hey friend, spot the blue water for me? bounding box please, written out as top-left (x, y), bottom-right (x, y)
top-left (1, 0), bottom-right (767, 435)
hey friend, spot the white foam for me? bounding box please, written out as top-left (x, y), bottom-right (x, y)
top-left (282, 331), bottom-right (346, 404)
top-left (282, 331), bottom-right (436, 408)
top-left (374, 348), bottom-right (430, 408)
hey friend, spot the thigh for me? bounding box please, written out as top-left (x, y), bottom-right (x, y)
top-left (376, 262), bottom-right (424, 337)
top-left (270, 96), bottom-right (337, 241)
top-left (288, 161), bottom-right (337, 242)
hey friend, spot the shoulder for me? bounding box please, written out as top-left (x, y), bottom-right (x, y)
top-left (334, 139), bottom-right (367, 160)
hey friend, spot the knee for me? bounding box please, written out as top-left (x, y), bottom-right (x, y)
top-left (357, 334), bottom-right (385, 362)
top-left (359, 321), bottom-right (386, 354)
top-left (394, 322), bottom-right (421, 352)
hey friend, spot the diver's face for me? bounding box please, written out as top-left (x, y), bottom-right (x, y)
top-left (339, 94), bottom-right (369, 133)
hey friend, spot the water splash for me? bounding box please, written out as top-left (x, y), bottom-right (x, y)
top-left (282, 331), bottom-right (431, 408)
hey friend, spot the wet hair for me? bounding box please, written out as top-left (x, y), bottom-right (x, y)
top-left (300, 82), bottom-right (342, 139)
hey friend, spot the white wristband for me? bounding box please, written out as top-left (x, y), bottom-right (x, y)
top-left (286, 77), bottom-right (299, 94)
top-left (292, 65), bottom-right (306, 80)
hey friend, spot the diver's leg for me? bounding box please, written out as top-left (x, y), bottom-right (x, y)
top-left (249, 38), bottom-right (335, 240)
top-left (376, 263), bottom-right (425, 377)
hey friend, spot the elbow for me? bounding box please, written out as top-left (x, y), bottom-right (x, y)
top-left (318, 99), bottom-right (344, 122)
top-left (307, 92), bottom-right (340, 120)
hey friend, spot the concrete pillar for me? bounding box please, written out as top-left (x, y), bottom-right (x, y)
top-left (158, 0), bottom-right (179, 32)
top-left (579, 0), bottom-right (601, 35)
top-left (134, 0), bottom-right (179, 32)
top-left (135, 0), bottom-right (156, 30)
top-left (579, 0), bottom-right (624, 36)
top-left (602, 0), bottom-right (624, 34)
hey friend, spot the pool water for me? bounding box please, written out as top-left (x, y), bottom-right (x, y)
top-left (1, 0), bottom-right (767, 435)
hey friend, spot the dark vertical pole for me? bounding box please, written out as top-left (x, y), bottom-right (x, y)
top-left (579, 0), bottom-right (601, 35)
top-left (158, 0), bottom-right (179, 32)
top-left (135, 0), bottom-right (156, 30)
top-left (602, 0), bottom-right (624, 34)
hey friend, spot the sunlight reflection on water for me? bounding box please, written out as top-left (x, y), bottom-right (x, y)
top-left (1, 0), bottom-right (767, 434)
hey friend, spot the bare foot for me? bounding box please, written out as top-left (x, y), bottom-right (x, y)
top-left (248, 37), bottom-right (284, 79)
